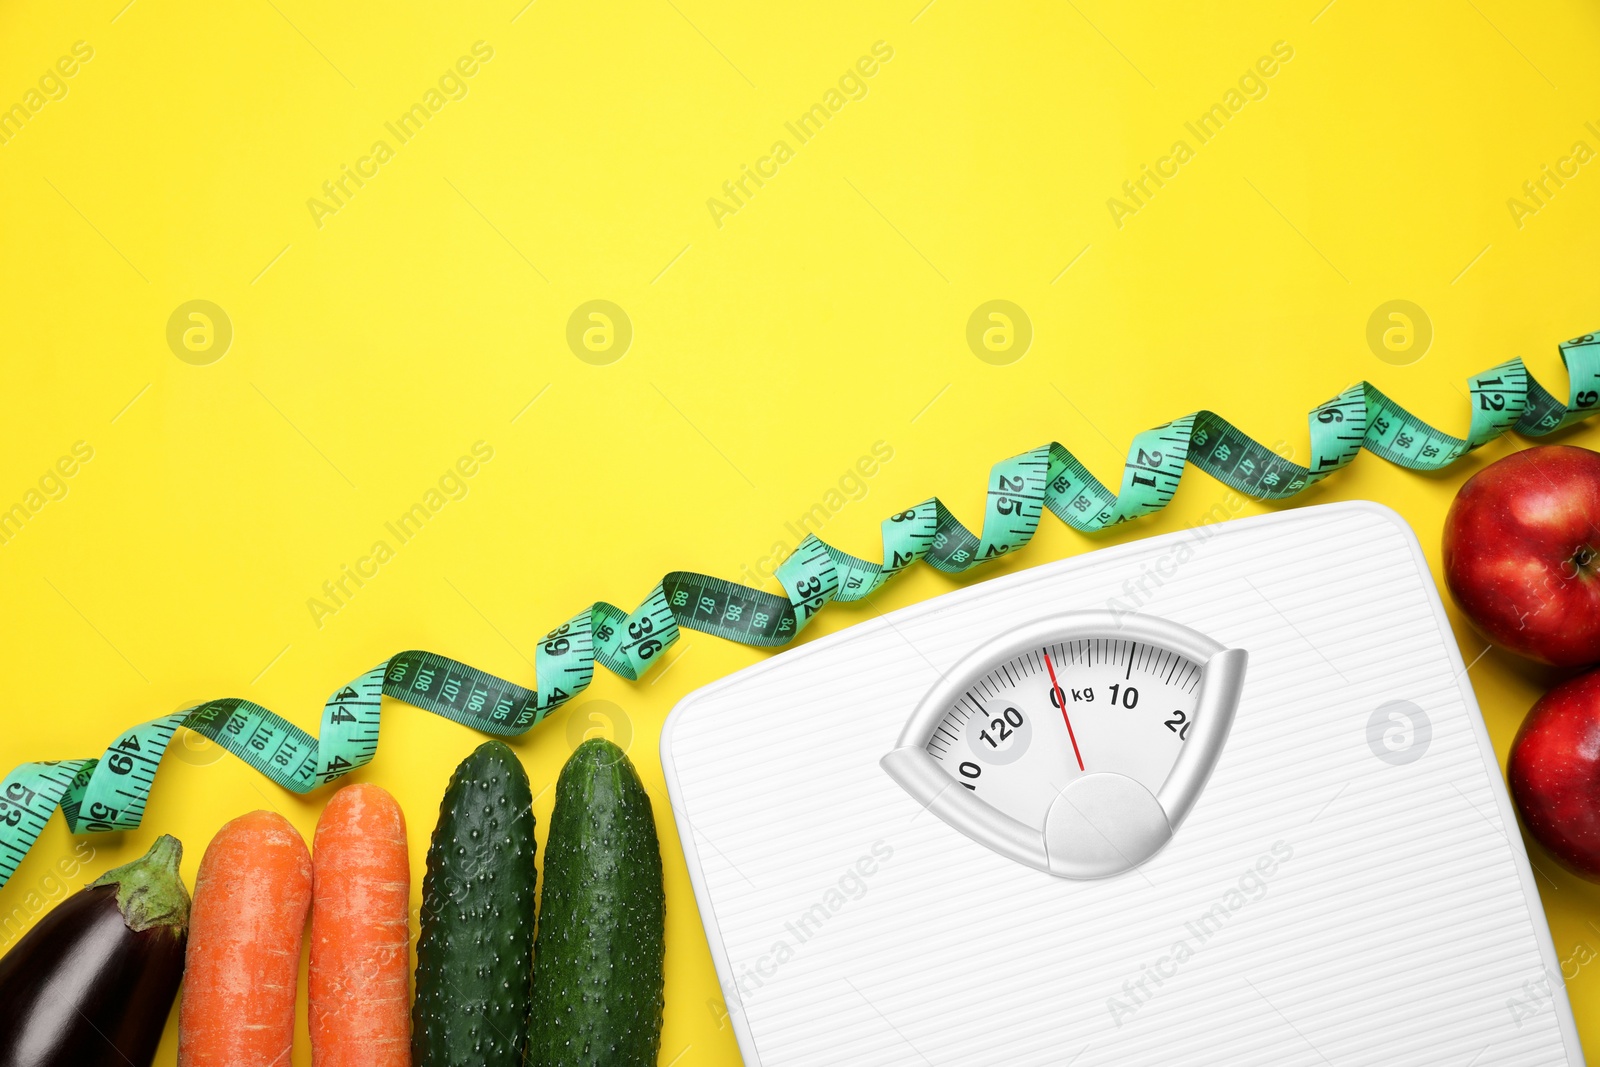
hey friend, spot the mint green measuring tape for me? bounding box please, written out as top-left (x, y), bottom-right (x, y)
top-left (4, 331), bottom-right (1599, 887)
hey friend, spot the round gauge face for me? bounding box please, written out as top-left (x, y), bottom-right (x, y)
top-left (927, 638), bottom-right (1203, 833)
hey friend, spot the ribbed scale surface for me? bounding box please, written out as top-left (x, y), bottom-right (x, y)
top-left (663, 502), bottom-right (1579, 1067)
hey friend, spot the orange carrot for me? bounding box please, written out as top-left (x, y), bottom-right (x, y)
top-left (309, 783), bottom-right (412, 1067)
top-left (178, 810), bottom-right (313, 1067)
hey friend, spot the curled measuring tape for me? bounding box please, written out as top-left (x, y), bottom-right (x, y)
top-left (3, 332), bottom-right (1600, 887)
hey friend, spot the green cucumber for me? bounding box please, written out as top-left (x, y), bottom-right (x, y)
top-left (412, 740), bottom-right (538, 1067)
top-left (527, 738), bottom-right (665, 1067)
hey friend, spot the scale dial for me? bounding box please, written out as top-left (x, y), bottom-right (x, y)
top-left (882, 611), bottom-right (1247, 879)
top-left (928, 639), bottom-right (1203, 836)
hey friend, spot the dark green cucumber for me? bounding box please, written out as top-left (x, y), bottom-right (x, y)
top-left (412, 740), bottom-right (538, 1067)
top-left (527, 738), bottom-right (665, 1067)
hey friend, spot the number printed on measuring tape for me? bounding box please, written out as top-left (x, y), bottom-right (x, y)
top-left (2, 331), bottom-right (1599, 886)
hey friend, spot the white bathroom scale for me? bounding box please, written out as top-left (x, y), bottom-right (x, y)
top-left (661, 501), bottom-right (1584, 1066)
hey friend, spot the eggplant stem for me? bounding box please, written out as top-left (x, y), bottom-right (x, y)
top-left (89, 834), bottom-right (191, 935)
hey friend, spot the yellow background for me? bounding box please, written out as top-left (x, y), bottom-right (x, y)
top-left (4, 0), bottom-right (1600, 1062)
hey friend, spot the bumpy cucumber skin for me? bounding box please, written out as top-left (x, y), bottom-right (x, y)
top-left (412, 740), bottom-right (538, 1067)
top-left (527, 738), bottom-right (665, 1067)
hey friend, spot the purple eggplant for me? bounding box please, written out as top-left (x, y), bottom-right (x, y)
top-left (0, 835), bottom-right (190, 1067)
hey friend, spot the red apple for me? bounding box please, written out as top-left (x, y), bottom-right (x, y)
top-left (1442, 444), bottom-right (1600, 667)
top-left (1509, 668), bottom-right (1600, 879)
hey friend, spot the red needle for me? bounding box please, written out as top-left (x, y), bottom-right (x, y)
top-left (1044, 649), bottom-right (1085, 772)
